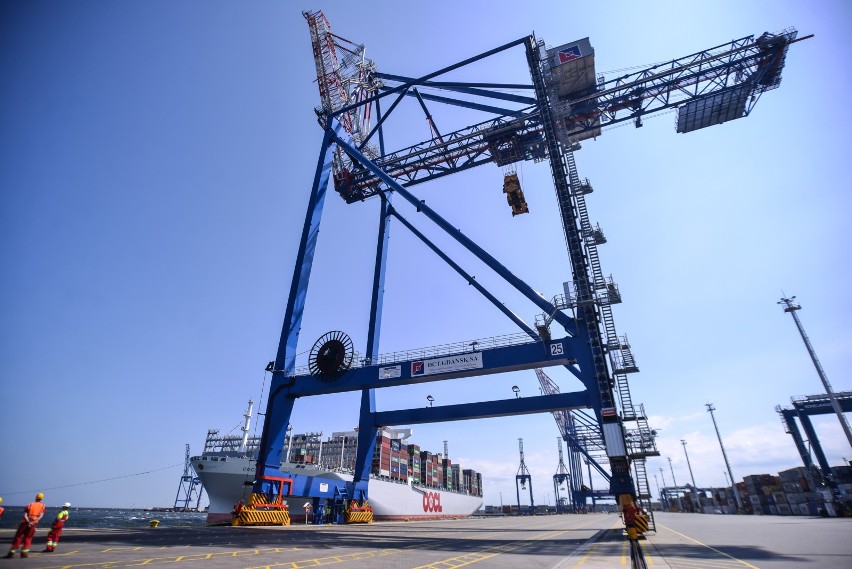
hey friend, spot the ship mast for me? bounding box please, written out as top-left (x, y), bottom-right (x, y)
top-left (239, 399), bottom-right (254, 453)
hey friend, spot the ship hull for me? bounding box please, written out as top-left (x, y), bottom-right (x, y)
top-left (191, 456), bottom-right (483, 524)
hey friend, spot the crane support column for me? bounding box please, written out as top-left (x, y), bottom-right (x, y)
top-left (524, 36), bottom-right (632, 497)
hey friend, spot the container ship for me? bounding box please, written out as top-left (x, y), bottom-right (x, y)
top-left (191, 401), bottom-right (483, 524)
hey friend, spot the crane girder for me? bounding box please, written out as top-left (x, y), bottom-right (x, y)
top-left (335, 112), bottom-right (544, 202)
top-left (557, 29), bottom-right (799, 138)
top-left (327, 29), bottom-right (800, 203)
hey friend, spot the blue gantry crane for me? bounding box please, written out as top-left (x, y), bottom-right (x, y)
top-left (776, 392), bottom-right (852, 495)
top-left (173, 443), bottom-right (203, 511)
top-left (247, 9), bottom-right (808, 531)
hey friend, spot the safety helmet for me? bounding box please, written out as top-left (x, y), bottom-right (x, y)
top-left (0, 497), bottom-right (3, 504)
top-left (63, 502), bottom-right (71, 508)
top-left (36, 493), bottom-right (44, 500)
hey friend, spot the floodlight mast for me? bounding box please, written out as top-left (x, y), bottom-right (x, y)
top-left (779, 296), bottom-right (852, 449)
top-left (681, 439), bottom-right (697, 487)
top-left (706, 403), bottom-right (744, 511)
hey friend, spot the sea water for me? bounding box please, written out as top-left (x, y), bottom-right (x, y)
top-left (0, 507), bottom-right (206, 530)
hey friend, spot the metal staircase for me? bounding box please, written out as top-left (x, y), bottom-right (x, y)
top-left (628, 403), bottom-right (659, 529)
top-left (560, 144), bottom-right (658, 530)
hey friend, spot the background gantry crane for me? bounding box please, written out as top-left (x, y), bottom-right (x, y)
top-left (515, 438), bottom-right (534, 513)
top-left (776, 392), bottom-right (852, 495)
top-left (173, 443), bottom-right (203, 512)
top-left (251, 10), bottom-right (807, 532)
top-left (553, 437), bottom-right (570, 512)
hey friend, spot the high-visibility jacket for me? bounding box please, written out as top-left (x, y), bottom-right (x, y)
top-left (24, 501), bottom-right (46, 522)
top-left (52, 510), bottom-right (69, 529)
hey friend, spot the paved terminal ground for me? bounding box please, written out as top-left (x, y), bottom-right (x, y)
top-left (1, 512), bottom-right (850, 568)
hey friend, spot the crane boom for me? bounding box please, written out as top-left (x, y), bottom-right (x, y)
top-left (303, 10), bottom-right (383, 188)
top-left (556, 29), bottom-right (801, 140)
top-left (325, 28), bottom-right (803, 202)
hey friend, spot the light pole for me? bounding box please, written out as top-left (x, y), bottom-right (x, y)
top-left (681, 440), bottom-right (697, 488)
top-left (681, 439), bottom-right (698, 511)
top-left (654, 474), bottom-right (661, 509)
top-left (707, 403), bottom-right (744, 511)
top-left (667, 457), bottom-right (678, 487)
top-left (499, 491), bottom-right (503, 508)
top-left (667, 457), bottom-right (682, 511)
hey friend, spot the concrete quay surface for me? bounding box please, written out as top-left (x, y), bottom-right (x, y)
top-left (1, 511), bottom-right (849, 568)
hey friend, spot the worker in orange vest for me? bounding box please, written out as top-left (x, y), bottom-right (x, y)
top-left (0, 497), bottom-right (5, 520)
top-left (44, 503), bottom-right (71, 552)
top-left (5, 493), bottom-right (47, 558)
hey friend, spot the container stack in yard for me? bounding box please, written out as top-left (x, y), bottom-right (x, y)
top-left (743, 474), bottom-right (783, 515)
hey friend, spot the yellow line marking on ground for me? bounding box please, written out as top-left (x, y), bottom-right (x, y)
top-left (100, 547), bottom-right (189, 553)
top-left (33, 547), bottom-right (312, 569)
top-left (548, 516), bottom-right (623, 569)
top-left (246, 548), bottom-right (400, 569)
top-left (411, 528), bottom-right (573, 569)
top-left (41, 519), bottom-right (604, 569)
top-left (242, 525), bottom-right (525, 569)
top-left (570, 540), bottom-right (599, 568)
top-left (655, 524), bottom-right (761, 569)
top-left (644, 540), bottom-right (654, 566)
top-left (570, 519), bottom-right (621, 568)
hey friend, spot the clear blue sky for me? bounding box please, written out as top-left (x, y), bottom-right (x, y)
top-left (1, 0), bottom-right (849, 510)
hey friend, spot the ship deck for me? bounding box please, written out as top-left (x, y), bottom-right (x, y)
top-left (2, 512), bottom-right (850, 568)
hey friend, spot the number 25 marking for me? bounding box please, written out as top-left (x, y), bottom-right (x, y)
top-left (550, 343), bottom-right (563, 356)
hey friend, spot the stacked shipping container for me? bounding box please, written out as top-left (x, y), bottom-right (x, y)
top-left (408, 444), bottom-right (421, 484)
top-left (442, 457), bottom-right (454, 490)
top-left (292, 427), bottom-right (482, 497)
top-left (743, 474), bottom-right (783, 515)
top-left (462, 469), bottom-right (482, 495)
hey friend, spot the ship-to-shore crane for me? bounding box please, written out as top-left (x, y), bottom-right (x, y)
top-left (553, 437), bottom-right (571, 512)
top-left (516, 438), bottom-right (534, 512)
top-left (250, 10), bottom-right (809, 539)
